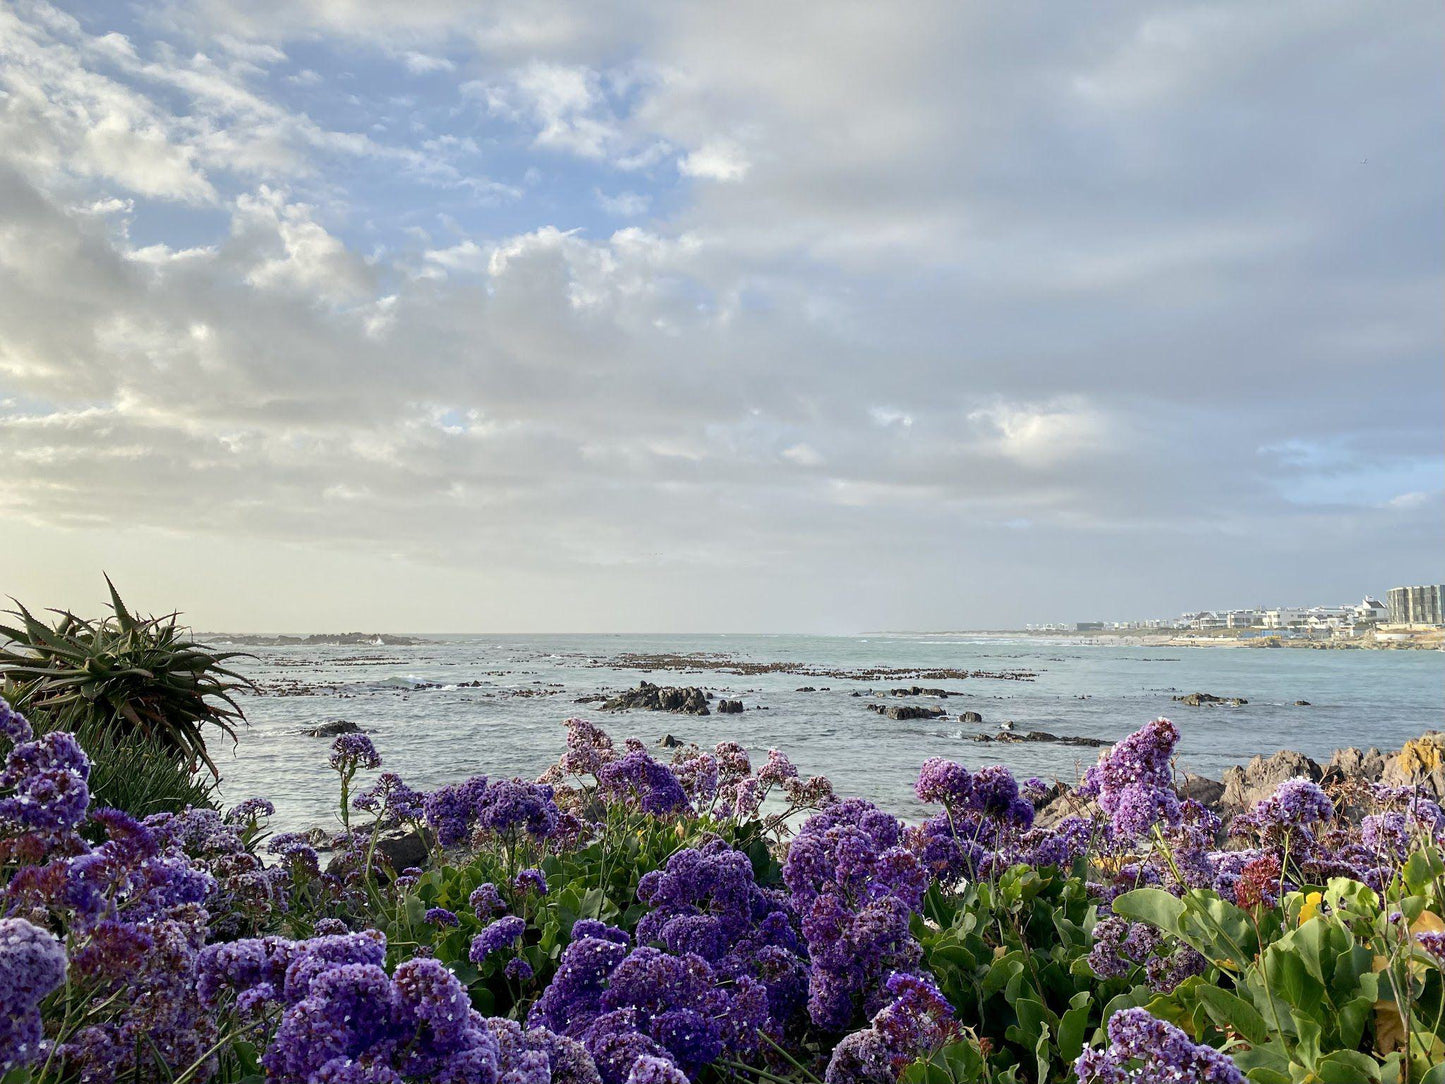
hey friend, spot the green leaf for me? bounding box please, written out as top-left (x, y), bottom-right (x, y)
top-left (1196, 985), bottom-right (1271, 1047)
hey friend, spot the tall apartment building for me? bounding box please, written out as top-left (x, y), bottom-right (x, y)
top-left (1387, 584), bottom-right (1445, 626)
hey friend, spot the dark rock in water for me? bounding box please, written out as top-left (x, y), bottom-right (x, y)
top-left (1221, 749), bottom-right (1322, 811)
top-left (959, 711), bottom-right (983, 723)
top-left (601, 681), bottom-right (710, 715)
top-left (1173, 692), bottom-right (1248, 707)
top-left (1294, 700), bottom-right (1311, 706)
top-left (888, 686), bottom-right (951, 698)
top-left (716, 700), bottom-right (744, 714)
top-left (307, 719), bottom-right (362, 737)
top-left (868, 703), bottom-right (946, 721)
top-left (796, 686), bottom-right (817, 692)
top-left (658, 733), bottom-right (685, 748)
top-left (969, 729), bottom-right (1110, 748)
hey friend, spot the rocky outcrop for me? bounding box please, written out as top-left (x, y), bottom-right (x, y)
top-left (1177, 772), bottom-right (1226, 808)
top-left (959, 711), bottom-right (984, 723)
top-left (886, 686), bottom-right (952, 698)
top-left (601, 682), bottom-right (710, 715)
top-left (968, 729), bottom-right (1111, 748)
top-left (1381, 733), bottom-right (1445, 799)
top-left (867, 703), bottom-right (947, 721)
top-left (657, 733), bottom-right (685, 748)
top-left (1173, 692), bottom-right (1248, 707)
top-left (1221, 749), bottom-right (1322, 811)
top-left (306, 719), bottom-right (362, 737)
top-left (716, 700), bottom-right (744, 714)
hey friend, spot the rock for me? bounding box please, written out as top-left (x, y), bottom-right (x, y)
top-left (795, 686), bottom-right (817, 692)
top-left (1294, 700), bottom-right (1311, 707)
top-left (658, 733), bottom-right (685, 748)
top-left (888, 686), bottom-right (951, 698)
top-left (324, 826), bottom-right (428, 877)
top-left (969, 729), bottom-right (1111, 748)
top-left (1036, 790), bottom-right (1100, 828)
top-left (1221, 749), bottom-right (1322, 811)
top-left (306, 719), bottom-right (362, 737)
top-left (1177, 772), bottom-right (1225, 808)
top-left (959, 711), bottom-right (983, 723)
top-left (716, 700), bottom-right (744, 714)
top-left (1173, 692), bottom-right (1248, 707)
top-left (601, 681), bottom-right (710, 715)
top-left (868, 704), bottom-right (946, 721)
top-left (375, 828), bottom-right (429, 873)
top-left (1381, 733), bottom-right (1445, 800)
top-left (1323, 746), bottom-right (1387, 785)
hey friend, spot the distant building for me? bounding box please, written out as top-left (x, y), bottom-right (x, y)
top-left (1074, 621), bottom-right (1105, 631)
top-left (1387, 584), bottom-right (1445, 626)
top-left (1354, 597), bottom-right (1388, 624)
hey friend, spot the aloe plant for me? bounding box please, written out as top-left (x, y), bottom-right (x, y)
top-left (0, 577), bottom-right (252, 774)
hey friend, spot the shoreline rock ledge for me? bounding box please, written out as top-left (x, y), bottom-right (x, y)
top-left (1038, 731), bottom-right (1445, 827)
top-left (601, 681), bottom-right (711, 715)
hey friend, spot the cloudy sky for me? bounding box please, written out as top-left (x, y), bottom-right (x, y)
top-left (1, 0), bottom-right (1440, 632)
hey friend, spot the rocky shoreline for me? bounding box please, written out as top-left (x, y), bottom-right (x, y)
top-left (1037, 731), bottom-right (1445, 827)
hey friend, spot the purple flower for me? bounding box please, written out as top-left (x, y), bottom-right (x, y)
top-left (471, 916), bottom-right (527, 962)
top-left (1079, 718), bottom-right (1181, 840)
top-left (0, 918), bottom-right (68, 1072)
top-left (915, 758), bottom-right (972, 808)
top-left (1075, 1008), bottom-right (1244, 1083)
top-left (560, 718), bottom-right (617, 779)
top-left (626, 1055), bottom-right (690, 1084)
top-left (506, 957), bottom-right (536, 983)
top-left (223, 797), bottom-right (275, 825)
top-left (330, 733), bottom-right (382, 773)
top-left (515, 868), bottom-right (549, 896)
top-left (470, 882), bottom-right (506, 917)
top-left (478, 780), bottom-right (560, 841)
top-left (353, 773), bottom-right (425, 825)
top-left (598, 752), bottom-right (690, 817)
top-left (423, 775), bottom-right (489, 848)
top-left (0, 699), bottom-right (33, 745)
top-left (425, 907), bottom-right (460, 928)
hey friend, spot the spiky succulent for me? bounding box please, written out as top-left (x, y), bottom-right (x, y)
top-left (0, 577), bottom-right (251, 775)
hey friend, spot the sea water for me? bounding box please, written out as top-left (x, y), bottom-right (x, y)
top-left (212, 633), bottom-right (1445, 830)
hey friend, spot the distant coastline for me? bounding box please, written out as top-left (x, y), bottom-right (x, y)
top-left (199, 632), bottom-right (436, 647)
top-left (875, 627), bottom-right (1444, 650)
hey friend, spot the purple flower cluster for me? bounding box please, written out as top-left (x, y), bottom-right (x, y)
top-left (353, 773), bottom-right (425, 827)
top-left (824, 971), bottom-right (957, 1084)
top-left (908, 761), bottom-right (1043, 884)
top-left (0, 716), bottom-right (91, 858)
top-left (330, 733), bottom-right (383, 773)
top-left (424, 775), bottom-right (562, 849)
top-left (1087, 915), bottom-right (1205, 992)
top-left (559, 718), bottom-right (617, 780)
top-left (0, 917), bottom-right (68, 1072)
top-left (1078, 717), bottom-right (1182, 840)
top-left (783, 799), bottom-right (927, 1030)
top-left (471, 916), bottom-right (527, 963)
top-left (529, 931), bottom-right (770, 1084)
top-left (202, 928), bottom-right (575, 1083)
top-left (636, 841), bottom-right (809, 1026)
top-left (597, 752), bottom-right (690, 817)
top-left (1075, 1008), bottom-right (1245, 1083)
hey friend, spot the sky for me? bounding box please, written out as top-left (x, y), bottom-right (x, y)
top-left (0, 0), bottom-right (1441, 633)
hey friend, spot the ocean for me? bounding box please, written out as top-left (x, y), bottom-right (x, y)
top-left (213, 633), bottom-right (1445, 830)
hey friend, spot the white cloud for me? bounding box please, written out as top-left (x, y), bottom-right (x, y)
top-left (678, 138), bottom-right (749, 181)
top-left (594, 188), bottom-right (652, 217)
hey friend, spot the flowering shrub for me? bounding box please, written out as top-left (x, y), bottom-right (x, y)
top-left (3, 698), bottom-right (1444, 1084)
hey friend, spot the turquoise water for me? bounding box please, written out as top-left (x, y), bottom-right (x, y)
top-left (215, 634), bottom-right (1445, 830)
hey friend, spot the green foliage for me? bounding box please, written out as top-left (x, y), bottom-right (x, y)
top-left (379, 805), bottom-right (776, 1019)
top-left (69, 716), bottom-right (218, 817)
top-left (0, 577), bottom-right (252, 774)
top-left (915, 863), bottom-right (1131, 1083)
top-left (1119, 850), bottom-right (1445, 1084)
